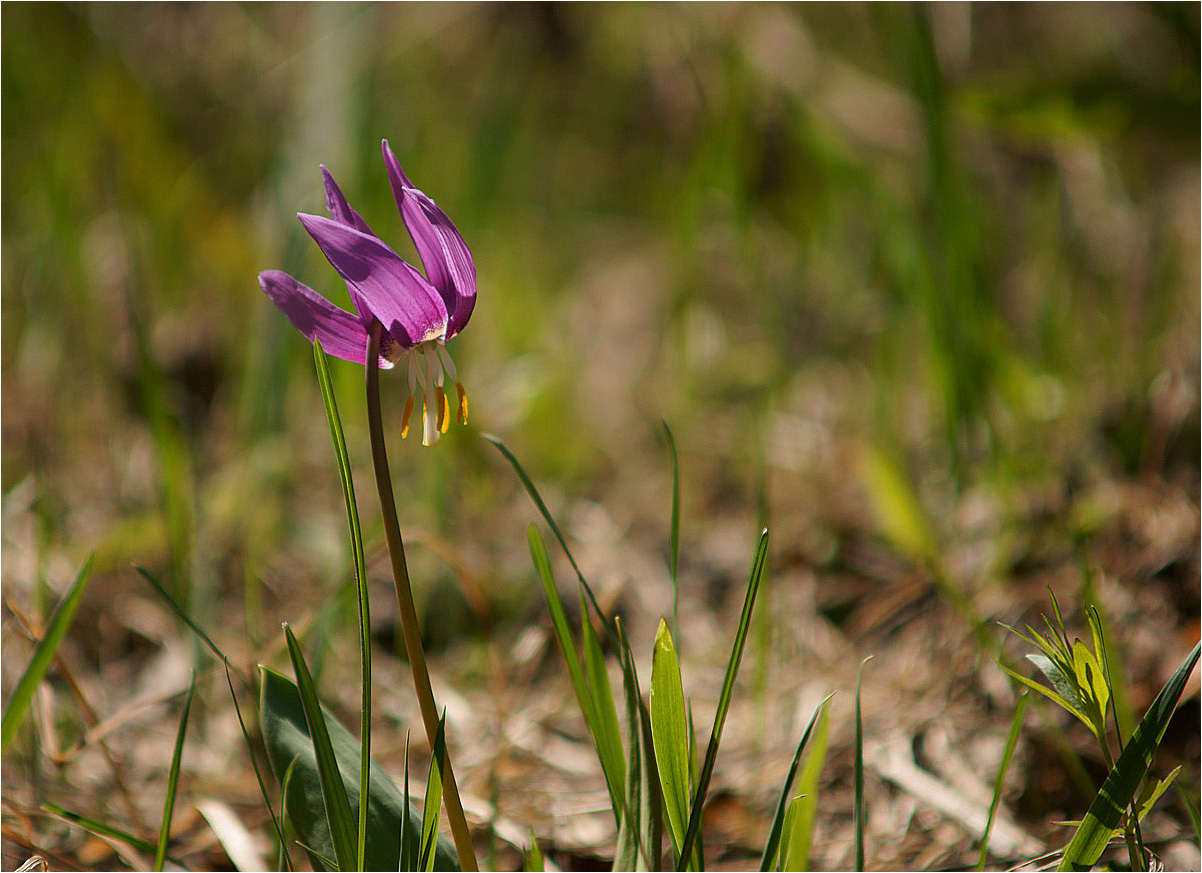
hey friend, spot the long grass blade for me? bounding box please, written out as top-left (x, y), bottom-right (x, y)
top-left (155, 673), bottom-right (196, 871)
top-left (615, 617), bottom-right (662, 871)
top-left (525, 829), bottom-right (545, 872)
top-left (1058, 642), bottom-right (1200, 870)
top-left (43, 801), bottom-right (180, 864)
top-left (677, 529), bottom-right (770, 871)
top-left (420, 714), bottom-right (447, 872)
top-left (2, 555), bottom-right (94, 753)
top-left (758, 695), bottom-right (834, 871)
top-left (279, 757), bottom-right (298, 872)
top-left (314, 340), bottom-right (372, 871)
top-left (662, 421), bottom-right (681, 642)
top-left (582, 586), bottom-right (628, 821)
top-left (283, 623), bottom-right (358, 872)
top-left (977, 690), bottom-right (1029, 870)
top-left (401, 738), bottom-right (414, 873)
top-left (785, 700), bottom-right (832, 871)
top-left (854, 658), bottom-right (870, 872)
top-left (486, 435), bottom-right (611, 637)
top-left (651, 619), bottom-right (692, 867)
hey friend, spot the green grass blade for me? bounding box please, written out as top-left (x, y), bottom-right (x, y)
top-left (582, 587), bottom-right (627, 822)
top-left (155, 672), bottom-right (196, 871)
top-left (977, 690), bottom-right (1029, 870)
top-left (420, 714), bottom-right (447, 872)
top-left (136, 565), bottom-right (225, 665)
top-left (651, 619), bottom-right (692, 866)
top-left (2, 555), bottom-right (93, 753)
top-left (222, 661), bottom-right (290, 869)
top-left (1058, 641), bottom-right (1200, 870)
top-left (1137, 765), bottom-right (1182, 822)
top-left (527, 526), bottom-right (597, 734)
top-left (487, 435), bottom-right (611, 637)
top-left (43, 800), bottom-right (181, 863)
top-left (785, 700), bottom-right (832, 871)
top-left (854, 658), bottom-right (870, 872)
top-left (284, 624), bottom-right (358, 871)
top-left (314, 340), bottom-right (372, 871)
top-left (280, 757), bottom-right (299, 872)
top-left (615, 617), bottom-right (662, 871)
top-left (402, 738), bottom-right (414, 872)
top-left (678, 528), bottom-right (770, 871)
top-left (758, 694), bottom-right (834, 871)
top-left (662, 421), bottom-right (681, 642)
top-left (525, 829), bottom-right (544, 872)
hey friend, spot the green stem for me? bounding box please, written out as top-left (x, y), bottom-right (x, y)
top-left (366, 321), bottom-right (478, 871)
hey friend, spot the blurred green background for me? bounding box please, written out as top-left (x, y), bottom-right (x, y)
top-left (2, 3), bottom-right (1199, 867)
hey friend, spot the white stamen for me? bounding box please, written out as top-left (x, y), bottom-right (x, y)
top-left (437, 344), bottom-right (458, 382)
top-left (424, 345), bottom-right (443, 387)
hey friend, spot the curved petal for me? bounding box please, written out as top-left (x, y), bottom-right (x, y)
top-left (382, 140), bottom-right (477, 337)
top-left (321, 166), bottom-right (375, 236)
top-left (259, 270), bottom-right (391, 368)
top-left (298, 213), bottom-right (448, 349)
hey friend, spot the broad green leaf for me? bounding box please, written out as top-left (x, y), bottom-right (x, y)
top-left (784, 701), bottom-right (832, 872)
top-left (2, 556), bottom-right (93, 753)
top-left (758, 695), bottom-right (833, 871)
top-left (582, 589), bottom-right (627, 821)
top-left (284, 626), bottom-right (357, 872)
top-left (678, 529), bottom-right (770, 871)
top-left (1058, 642), bottom-right (1200, 870)
top-left (1071, 640), bottom-right (1108, 732)
top-left (259, 667), bottom-right (456, 871)
top-left (1136, 764), bottom-right (1182, 823)
top-left (420, 715), bottom-right (447, 872)
top-left (977, 690), bottom-right (1029, 870)
top-left (650, 619), bottom-right (691, 865)
top-left (155, 673), bottom-right (196, 871)
top-left (314, 340), bottom-right (372, 871)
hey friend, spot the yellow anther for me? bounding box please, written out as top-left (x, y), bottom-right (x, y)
top-left (437, 386), bottom-right (450, 434)
top-left (456, 383), bottom-right (469, 425)
top-left (401, 395), bottom-right (415, 439)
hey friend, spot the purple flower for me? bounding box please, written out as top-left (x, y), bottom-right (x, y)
top-left (260, 140), bottom-right (475, 445)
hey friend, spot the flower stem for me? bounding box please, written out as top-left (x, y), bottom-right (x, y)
top-left (366, 320), bottom-right (478, 871)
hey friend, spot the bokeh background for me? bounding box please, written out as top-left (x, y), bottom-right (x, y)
top-left (3, 4), bottom-right (1199, 870)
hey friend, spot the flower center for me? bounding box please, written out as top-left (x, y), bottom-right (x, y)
top-left (393, 340), bottom-right (468, 446)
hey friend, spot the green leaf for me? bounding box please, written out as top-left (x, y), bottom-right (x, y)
top-left (784, 701), bottom-right (831, 872)
top-left (1071, 639), bottom-right (1108, 732)
top-left (1058, 642), bottom-right (1200, 870)
top-left (758, 695), bottom-right (833, 871)
top-left (1026, 653), bottom-right (1090, 725)
top-left (1137, 765), bottom-right (1182, 823)
top-left (284, 626), bottom-right (357, 872)
top-left (2, 555), bottom-right (93, 753)
top-left (401, 741), bottom-right (414, 873)
top-left (582, 588), bottom-right (627, 821)
top-left (678, 529), bottom-right (770, 871)
top-left (314, 340), bottom-right (372, 871)
top-left (650, 619), bottom-right (692, 866)
top-left (525, 829), bottom-right (544, 872)
top-left (977, 690), bottom-right (1029, 870)
top-left (614, 617), bottom-right (662, 872)
top-left (155, 673), bottom-right (196, 871)
top-left (259, 666), bottom-right (457, 871)
top-left (420, 715), bottom-right (447, 872)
